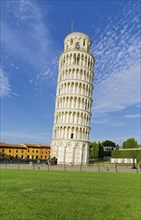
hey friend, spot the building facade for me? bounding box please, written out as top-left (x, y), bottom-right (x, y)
top-left (51, 32), bottom-right (95, 164)
top-left (0, 143), bottom-right (27, 160)
top-left (0, 142), bottom-right (50, 160)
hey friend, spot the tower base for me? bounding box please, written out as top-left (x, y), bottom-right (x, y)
top-left (51, 140), bottom-right (89, 165)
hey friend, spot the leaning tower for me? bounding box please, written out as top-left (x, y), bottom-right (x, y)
top-left (51, 32), bottom-right (95, 164)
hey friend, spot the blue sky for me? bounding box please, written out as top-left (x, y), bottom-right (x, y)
top-left (0, 0), bottom-right (140, 146)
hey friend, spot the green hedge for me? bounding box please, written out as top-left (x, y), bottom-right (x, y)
top-left (111, 150), bottom-right (141, 163)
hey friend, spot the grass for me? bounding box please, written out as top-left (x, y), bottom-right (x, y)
top-left (0, 170), bottom-right (140, 220)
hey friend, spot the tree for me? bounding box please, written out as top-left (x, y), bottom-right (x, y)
top-left (98, 143), bottom-right (104, 159)
top-left (122, 138), bottom-right (138, 149)
top-left (89, 142), bottom-right (99, 158)
top-left (101, 140), bottom-right (116, 157)
top-left (102, 140), bottom-right (116, 147)
top-left (116, 144), bottom-right (119, 150)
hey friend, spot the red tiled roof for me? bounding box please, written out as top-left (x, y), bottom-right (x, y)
top-left (0, 142), bottom-right (27, 149)
top-left (22, 143), bottom-right (40, 147)
top-left (0, 142), bottom-right (50, 149)
top-left (21, 143), bottom-right (50, 148)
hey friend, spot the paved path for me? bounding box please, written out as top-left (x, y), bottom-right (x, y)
top-left (0, 163), bottom-right (140, 173)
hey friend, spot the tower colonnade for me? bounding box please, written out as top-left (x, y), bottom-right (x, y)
top-left (53, 126), bottom-right (90, 142)
top-left (54, 110), bottom-right (91, 126)
top-left (59, 51), bottom-right (94, 70)
top-left (57, 81), bottom-right (93, 97)
top-left (51, 32), bottom-right (95, 164)
top-left (56, 95), bottom-right (92, 112)
top-left (59, 67), bottom-right (93, 83)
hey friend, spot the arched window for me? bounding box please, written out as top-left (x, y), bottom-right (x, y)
top-left (71, 133), bottom-right (74, 139)
top-left (83, 39), bottom-right (85, 46)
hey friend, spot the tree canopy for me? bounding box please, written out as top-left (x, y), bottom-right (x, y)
top-left (122, 138), bottom-right (138, 148)
top-left (89, 142), bottom-right (99, 158)
top-left (89, 142), bottom-right (105, 159)
top-left (102, 140), bottom-right (116, 147)
top-left (89, 138), bottom-right (138, 159)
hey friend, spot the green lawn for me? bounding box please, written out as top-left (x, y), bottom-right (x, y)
top-left (0, 170), bottom-right (140, 220)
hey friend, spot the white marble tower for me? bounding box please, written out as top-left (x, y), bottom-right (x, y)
top-left (51, 32), bottom-right (95, 164)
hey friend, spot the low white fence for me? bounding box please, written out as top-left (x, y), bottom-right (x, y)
top-left (111, 158), bottom-right (137, 164)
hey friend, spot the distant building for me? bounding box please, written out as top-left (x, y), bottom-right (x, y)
top-left (118, 148), bottom-right (141, 151)
top-left (103, 146), bottom-right (115, 152)
top-left (0, 143), bottom-right (26, 160)
top-left (0, 142), bottom-right (50, 160)
top-left (111, 147), bottom-right (141, 164)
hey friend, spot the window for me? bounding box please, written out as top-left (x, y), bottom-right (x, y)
top-left (21, 155), bottom-right (23, 159)
top-left (9, 150), bottom-right (11, 153)
top-left (83, 39), bottom-right (85, 46)
top-left (21, 150), bottom-right (24, 153)
top-left (75, 42), bottom-right (80, 50)
top-left (16, 150), bottom-right (18, 153)
top-left (32, 150), bottom-right (34, 153)
top-left (36, 150), bottom-right (38, 153)
top-left (2, 149), bottom-right (4, 152)
top-left (28, 150), bottom-right (29, 152)
top-left (71, 133), bottom-right (74, 139)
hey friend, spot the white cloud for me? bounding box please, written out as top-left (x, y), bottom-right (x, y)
top-left (124, 114), bottom-right (140, 119)
top-left (0, 68), bottom-right (11, 97)
top-left (37, 55), bottom-right (59, 81)
top-left (92, 1), bottom-right (140, 117)
top-left (1, 130), bottom-right (51, 145)
top-left (93, 64), bottom-right (140, 114)
top-left (93, 118), bottom-right (109, 125)
top-left (1, 0), bottom-right (55, 78)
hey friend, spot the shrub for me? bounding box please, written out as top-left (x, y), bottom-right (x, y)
top-left (111, 150), bottom-right (141, 163)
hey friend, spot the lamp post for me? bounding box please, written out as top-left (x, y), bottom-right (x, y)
top-left (131, 155), bottom-right (137, 169)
